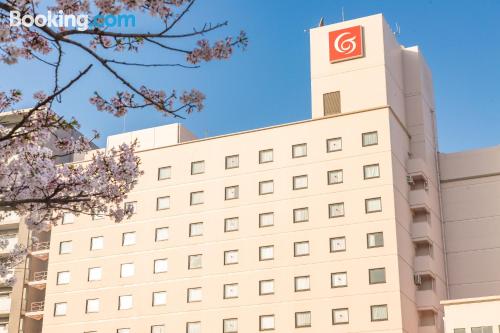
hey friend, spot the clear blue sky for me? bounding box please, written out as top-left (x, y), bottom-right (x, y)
top-left (1, 0), bottom-right (499, 153)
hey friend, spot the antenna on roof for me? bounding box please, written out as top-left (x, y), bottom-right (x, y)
top-left (394, 22), bottom-right (401, 36)
top-left (318, 17), bottom-right (325, 27)
top-left (341, 7), bottom-right (345, 21)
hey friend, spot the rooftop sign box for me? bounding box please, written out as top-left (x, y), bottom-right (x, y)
top-left (329, 25), bottom-right (364, 63)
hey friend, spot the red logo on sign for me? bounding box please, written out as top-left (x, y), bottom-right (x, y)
top-left (329, 25), bottom-right (364, 63)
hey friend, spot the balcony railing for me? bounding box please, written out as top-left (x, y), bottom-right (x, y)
top-left (31, 242), bottom-right (50, 252)
top-left (29, 301), bottom-right (44, 312)
top-left (32, 271), bottom-right (47, 282)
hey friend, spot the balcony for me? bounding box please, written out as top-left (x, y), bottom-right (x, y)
top-left (411, 221), bottom-right (432, 239)
top-left (28, 271), bottom-right (47, 290)
top-left (416, 289), bottom-right (441, 309)
top-left (24, 301), bottom-right (44, 320)
top-left (30, 242), bottom-right (50, 260)
top-left (0, 211), bottom-right (21, 228)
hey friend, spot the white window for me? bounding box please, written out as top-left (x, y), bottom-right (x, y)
top-left (471, 327), bottom-right (494, 333)
top-left (366, 197), bottom-right (382, 213)
top-left (62, 212), bottom-right (75, 225)
top-left (294, 276), bottom-right (310, 291)
top-left (259, 279), bottom-right (274, 295)
top-left (369, 268), bottom-right (386, 284)
top-left (157, 196), bottom-right (170, 210)
top-left (293, 207), bottom-right (309, 223)
top-left (331, 272), bottom-right (348, 287)
top-left (122, 232), bottom-right (136, 246)
top-left (292, 143), bottom-right (307, 158)
top-left (225, 155), bottom-right (239, 169)
top-left (328, 169), bottom-right (343, 184)
top-left (224, 250), bottom-right (239, 265)
top-left (295, 311), bottom-right (311, 328)
top-left (186, 322), bottom-right (201, 333)
top-left (54, 302), bottom-right (67, 316)
top-left (259, 180), bottom-right (274, 195)
top-left (332, 308), bottom-right (349, 324)
top-left (225, 185), bottom-right (239, 200)
top-left (367, 232), bottom-right (384, 248)
top-left (92, 212), bottom-right (104, 220)
top-left (152, 291), bottom-right (167, 306)
top-left (118, 295), bottom-right (133, 310)
top-left (154, 259), bottom-right (168, 273)
top-left (117, 329), bottom-right (131, 333)
top-left (329, 202), bottom-right (345, 218)
top-left (259, 149), bottom-right (273, 163)
top-left (330, 237), bottom-right (346, 252)
top-left (155, 227), bottom-right (169, 241)
top-left (190, 191), bottom-right (204, 205)
top-left (293, 175), bottom-right (308, 190)
top-left (86, 299), bottom-right (100, 313)
top-left (189, 222), bottom-right (203, 237)
top-left (326, 137), bottom-right (342, 152)
top-left (259, 315), bottom-right (275, 331)
top-left (362, 131), bottom-right (378, 146)
top-left (59, 241), bottom-right (72, 254)
top-left (158, 166), bottom-right (171, 180)
top-left (90, 236), bottom-right (104, 250)
top-left (151, 325), bottom-right (166, 333)
top-left (371, 304), bottom-right (388, 321)
top-left (224, 217), bottom-right (239, 232)
top-left (187, 287), bottom-right (202, 302)
top-left (364, 164), bottom-right (380, 179)
top-left (188, 254), bottom-right (202, 269)
top-left (124, 201), bottom-right (137, 214)
top-left (56, 271), bottom-right (70, 285)
top-left (223, 283), bottom-right (239, 299)
top-left (259, 212), bottom-right (274, 227)
top-left (88, 267), bottom-right (102, 281)
top-left (294, 241), bottom-right (310, 256)
top-left (223, 318), bottom-right (238, 333)
top-left (120, 263), bottom-right (135, 278)
top-left (191, 160), bottom-right (205, 175)
top-left (259, 245), bottom-right (274, 261)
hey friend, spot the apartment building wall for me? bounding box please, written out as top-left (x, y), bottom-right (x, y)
top-left (442, 296), bottom-right (500, 333)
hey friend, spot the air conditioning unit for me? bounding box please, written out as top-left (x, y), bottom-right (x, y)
top-left (414, 274), bottom-right (422, 286)
top-left (406, 175), bottom-right (415, 186)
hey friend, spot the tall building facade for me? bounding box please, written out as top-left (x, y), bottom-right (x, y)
top-left (5, 13), bottom-right (499, 333)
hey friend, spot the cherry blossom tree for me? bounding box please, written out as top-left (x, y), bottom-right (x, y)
top-left (0, 0), bottom-right (247, 284)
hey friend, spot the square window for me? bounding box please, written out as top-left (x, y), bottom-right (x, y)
top-left (292, 143), bottom-right (307, 158)
top-left (259, 315), bottom-right (275, 331)
top-left (259, 279), bottom-right (274, 295)
top-left (152, 291), bottom-right (167, 306)
top-left (259, 149), bottom-right (273, 163)
top-left (259, 212), bottom-right (274, 228)
top-left (155, 227), bottom-right (169, 242)
top-left (259, 180), bottom-right (274, 195)
top-left (158, 166), bottom-right (171, 180)
top-left (124, 201), bottom-right (137, 214)
top-left (293, 207), bottom-right (309, 223)
top-left (186, 321), bottom-right (201, 333)
top-left (56, 271), bottom-right (70, 285)
top-left (54, 302), bottom-right (67, 316)
top-left (117, 329), bottom-right (130, 333)
top-left (190, 191), bottom-right (204, 205)
top-left (294, 276), bottom-right (310, 292)
top-left (188, 254), bottom-right (202, 269)
top-left (225, 155), bottom-right (239, 169)
top-left (259, 245), bottom-right (274, 261)
top-left (225, 185), bottom-right (239, 200)
top-left (223, 283), bottom-right (239, 299)
top-left (330, 237), bottom-right (346, 252)
top-left (329, 202), bottom-right (345, 218)
top-left (224, 250), bottom-right (239, 265)
top-left (118, 295), bottom-right (133, 310)
top-left (328, 169), bottom-right (343, 185)
top-left (331, 272), bottom-right (348, 288)
top-left (365, 197), bottom-right (382, 213)
top-left (62, 212), bottom-right (75, 225)
top-left (369, 268), bottom-right (386, 284)
top-left (88, 267), bottom-right (102, 281)
top-left (295, 311), bottom-right (311, 328)
top-left (187, 287), bottom-right (202, 303)
top-left (294, 241), bottom-right (310, 257)
top-left (364, 164), bottom-right (380, 179)
top-left (371, 304), bottom-right (388, 321)
top-left (90, 236), bottom-right (104, 250)
top-left (293, 175), bottom-right (308, 190)
top-left (223, 318), bottom-right (238, 333)
top-left (191, 161), bottom-right (205, 175)
top-left (120, 263), bottom-right (135, 278)
top-left (59, 241), bottom-right (72, 254)
top-left (224, 217), bottom-right (239, 232)
top-left (189, 222), bottom-right (204, 237)
top-left (332, 308), bottom-right (349, 324)
top-left (453, 329), bottom-right (466, 333)
top-left (86, 299), bottom-right (100, 313)
top-left (326, 137), bottom-right (342, 152)
top-left (154, 259), bottom-right (168, 273)
top-left (157, 196), bottom-right (170, 210)
top-left (151, 325), bottom-right (166, 333)
top-left (362, 131), bottom-right (378, 147)
top-left (367, 232), bottom-right (384, 248)
top-left (122, 232), bottom-right (136, 246)
top-left (415, 241), bottom-right (433, 257)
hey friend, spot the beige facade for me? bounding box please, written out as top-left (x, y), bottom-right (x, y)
top-left (442, 296), bottom-right (500, 333)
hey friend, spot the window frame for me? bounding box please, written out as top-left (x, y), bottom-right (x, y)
top-left (224, 217), bottom-right (239, 232)
top-left (122, 231), bottom-right (136, 246)
top-left (190, 191), bottom-right (204, 206)
top-left (369, 267), bottom-right (387, 284)
top-left (331, 272), bottom-right (348, 288)
top-left (326, 137), bottom-right (342, 153)
top-left (332, 308), bottom-right (349, 325)
top-left (259, 180), bottom-right (274, 195)
top-left (295, 311), bottom-right (312, 328)
top-left (156, 196), bottom-right (171, 211)
top-left (370, 304), bottom-right (388, 322)
top-left (327, 169), bottom-right (343, 185)
top-left (225, 155), bottom-right (239, 169)
top-left (294, 241), bottom-right (310, 257)
top-left (259, 149), bottom-right (273, 164)
top-left (224, 250), bottom-right (239, 265)
top-left (153, 258), bottom-right (168, 274)
top-left (259, 314), bottom-right (275, 331)
top-left (157, 166), bottom-right (171, 180)
top-left (56, 271), bottom-right (70, 285)
top-left (259, 279), bottom-right (274, 295)
top-left (367, 232), bottom-right (384, 248)
top-left (292, 175), bottom-right (308, 190)
top-left (187, 287), bottom-right (202, 303)
top-left (90, 236), bottom-right (104, 251)
top-left (223, 318), bottom-right (238, 333)
top-left (120, 263), bottom-right (135, 278)
top-left (223, 283), bottom-right (239, 299)
top-left (188, 254), bottom-right (202, 270)
top-left (53, 302), bottom-right (68, 316)
top-left (259, 212), bottom-right (274, 228)
top-left (259, 245), bottom-right (274, 261)
top-left (328, 202), bottom-right (345, 218)
top-left (118, 295), bottom-right (133, 310)
top-left (294, 275), bottom-right (311, 292)
top-left (155, 227), bottom-right (169, 242)
top-left (59, 240), bottom-right (72, 254)
top-left (293, 207), bottom-right (309, 223)
top-left (86, 298), bottom-right (100, 313)
top-left (365, 197), bottom-right (382, 213)
top-left (189, 222), bottom-right (204, 237)
top-left (363, 163), bottom-right (380, 179)
top-left (362, 131), bottom-right (379, 147)
top-left (191, 160), bottom-right (205, 175)
top-left (330, 237), bottom-right (347, 253)
top-left (88, 267), bottom-right (102, 282)
top-left (225, 185), bottom-right (239, 200)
